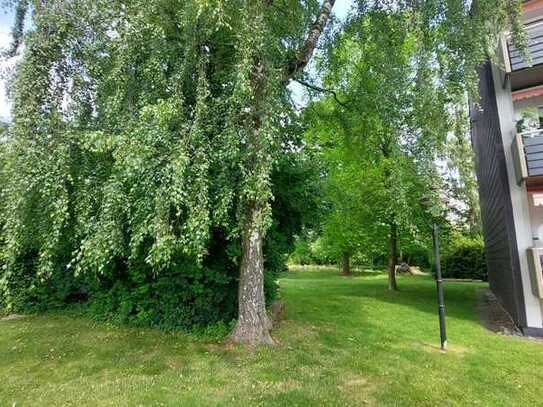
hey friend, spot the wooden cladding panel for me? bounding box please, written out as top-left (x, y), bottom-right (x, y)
top-left (523, 135), bottom-right (543, 176)
top-left (508, 23), bottom-right (543, 71)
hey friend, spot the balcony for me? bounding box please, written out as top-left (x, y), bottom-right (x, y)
top-left (507, 20), bottom-right (543, 71)
top-left (512, 129), bottom-right (543, 184)
top-left (505, 19), bottom-right (543, 91)
top-left (522, 129), bottom-right (543, 177)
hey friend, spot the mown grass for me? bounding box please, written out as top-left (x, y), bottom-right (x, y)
top-left (1, 267), bottom-right (543, 406)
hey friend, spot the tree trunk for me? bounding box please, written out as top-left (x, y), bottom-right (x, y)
top-left (229, 55), bottom-right (274, 346)
top-left (229, 48), bottom-right (273, 345)
top-left (381, 138), bottom-right (398, 291)
top-left (283, 0), bottom-right (337, 80)
top-left (230, 0), bottom-right (336, 346)
top-left (388, 222), bottom-right (399, 291)
top-left (229, 202), bottom-right (274, 346)
top-left (340, 252), bottom-right (351, 275)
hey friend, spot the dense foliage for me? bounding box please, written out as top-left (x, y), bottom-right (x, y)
top-left (441, 235), bottom-right (488, 281)
top-left (301, 10), bottom-right (459, 285)
top-left (1, 139), bottom-right (319, 327)
top-left (293, 1), bottom-right (519, 282)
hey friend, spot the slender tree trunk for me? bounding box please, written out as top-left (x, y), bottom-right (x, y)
top-left (381, 138), bottom-right (398, 291)
top-left (388, 222), bottom-right (399, 291)
top-left (230, 202), bottom-right (274, 345)
top-left (340, 252), bottom-right (351, 275)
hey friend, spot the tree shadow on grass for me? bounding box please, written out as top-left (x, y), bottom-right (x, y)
top-left (349, 278), bottom-right (485, 322)
top-left (278, 271), bottom-right (491, 362)
top-left (283, 268), bottom-right (486, 325)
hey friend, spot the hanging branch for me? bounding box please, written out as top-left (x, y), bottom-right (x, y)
top-left (294, 78), bottom-right (349, 108)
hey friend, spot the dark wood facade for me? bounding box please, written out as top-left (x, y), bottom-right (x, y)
top-left (523, 133), bottom-right (543, 177)
top-left (470, 62), bottom-right (528, 329)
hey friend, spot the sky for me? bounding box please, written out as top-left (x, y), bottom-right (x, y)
top-left (0, 0), bottom-right (355, 122)
top-left (335, 0), bottom-right (354, 20)
top-left (0, 7), bottom-right (16, 121)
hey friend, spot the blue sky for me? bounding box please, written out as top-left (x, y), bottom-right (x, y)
top-left (335, 0), bottom-right (355, 20)
top-left (0, 0), bottom-right (355, 121)
top-left (0, 6), bottom-right (15, 121)
top-left (0, 7), bottom-right (14, 27)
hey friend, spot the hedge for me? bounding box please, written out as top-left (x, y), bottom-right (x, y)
top-left (441, 236), bottom-right (487, 281)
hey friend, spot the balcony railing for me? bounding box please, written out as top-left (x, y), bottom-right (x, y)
top-left (511, 129), bottom-right (543, 183)
top-left (522, 129), bottom-right (543, 177)
top-left (506, 19), bottom-right (543, 72)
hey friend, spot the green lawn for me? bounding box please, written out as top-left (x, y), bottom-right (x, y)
top-left (2, 268), bottom-right (543, 406)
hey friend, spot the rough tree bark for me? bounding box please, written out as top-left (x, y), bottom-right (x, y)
top-left (388, 222), bottom-right (399, 291)
top-left (230, 203), bottom-right (275, 345)
top-left (340, 252), bottom-right (351, 275)
top-left (230, 0), bottom-right (336, 346)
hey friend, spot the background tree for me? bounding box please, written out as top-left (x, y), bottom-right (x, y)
top-left (444, 108), bottom-right (482, 236)
top-left (305, 11), bottom-right (444, 290)
top-left (318, 155), bottom-right (377, 276)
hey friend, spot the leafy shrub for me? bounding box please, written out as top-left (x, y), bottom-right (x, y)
top-left (193, 320), bottom-right (236, 342)
top-left (85, 254), bottom-right (238, 329)
top-left (441, 236), bottom-right (487, 281)
top-left (0, 135), bottom-right (314, 329)
top-left (0, 249), bottom-right (89, 313)
top-left (289, 235), bottom-right (335, 265)
top-left (1, 229), bottom-right (282, 330)
top-left (289, 236), bottom-right (315, 265)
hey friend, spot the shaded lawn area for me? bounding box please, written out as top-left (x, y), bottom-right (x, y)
top-left (2, 268), bottom-right (543, 406)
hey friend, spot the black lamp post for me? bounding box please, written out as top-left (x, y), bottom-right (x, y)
top-left (431, 223), bottom-right (447, 350)
top-left (421, 196), bottom-right (447, 351)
